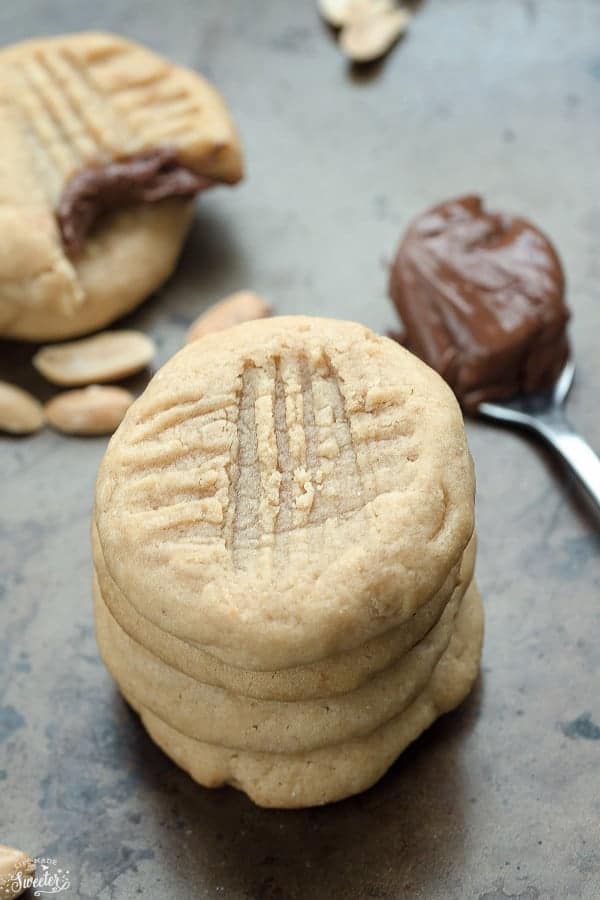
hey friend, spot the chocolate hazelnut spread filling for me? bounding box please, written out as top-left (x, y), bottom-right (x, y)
top-left (57, 147), bottom-right (214, 256)
top-left (389, 195), bottom-right (570, 411)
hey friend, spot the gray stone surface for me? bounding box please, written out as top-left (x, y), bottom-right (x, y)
top-left (1, 1), bottom-right (600, 897)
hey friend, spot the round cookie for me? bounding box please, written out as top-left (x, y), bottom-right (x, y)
top-left (94, 316), bottom-right (475, 670)
top-left (7, 201), bottom-right (194, 340)
top-left (0, 32), bottom-right (242, 340)
top-left (122, 583), bottom-right (484, 808)
top-left (93, 525), bottom-right (475, 701)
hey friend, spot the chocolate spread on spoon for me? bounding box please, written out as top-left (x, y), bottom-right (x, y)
top-left (57, 147), bottom-right (214, 256)
top-left (389, 195), bottom-right (570, 411)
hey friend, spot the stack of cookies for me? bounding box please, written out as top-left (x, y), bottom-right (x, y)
top-left (93, 316), bottom-right (483, 808)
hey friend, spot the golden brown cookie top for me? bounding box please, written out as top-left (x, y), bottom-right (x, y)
top-left (0, 31), bottom-right (242, 337)
top-left (94, 316), bottom-right (475, 670)
top-left (0, 31), bottom-right (242, 186)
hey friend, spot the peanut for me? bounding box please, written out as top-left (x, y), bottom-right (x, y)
top-left (0, 844), bottom-right (36, 900)
top-left (0, 382), bottom-right (44, 435)
top-left (186, 291), bottom-right (271, 343)
top-left (33, 331), bottom-right (155, 387)
top-left (340, 6), bottom-right (411, 62)
top-left (45, 386), bottom-right (134, 436)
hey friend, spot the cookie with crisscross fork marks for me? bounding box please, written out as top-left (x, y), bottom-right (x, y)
top-left (94, 316), bottom-right (475, 671)
top-left (0, 31), bottom-right (242, 340)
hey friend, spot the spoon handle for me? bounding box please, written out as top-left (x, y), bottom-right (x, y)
top-left (530, 411), bottom-right (600, 512)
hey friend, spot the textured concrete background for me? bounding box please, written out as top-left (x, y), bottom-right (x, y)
top-left (1, 1), bottom-right (600, 898)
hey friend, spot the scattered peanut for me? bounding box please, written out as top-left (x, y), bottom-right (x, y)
top-left (33, 330), bottom-right (156, 387)
top-left (45, 386), bottom-right (135, 436)
top-left (186, 291), bottom-right (271, 343)
top-left (0, 381), bottom-right (45, 435)
top-left (340, 6), bottom-right (411, 62)
top-left (318, 0), bottom-right (394, 28)
top-left (0, 844), bottom-right (36, 900)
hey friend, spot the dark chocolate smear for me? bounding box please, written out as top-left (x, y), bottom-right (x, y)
top-left (389, 195), bottom-right (570, 411)
top-left (57, 147), bottom-right (213, 256)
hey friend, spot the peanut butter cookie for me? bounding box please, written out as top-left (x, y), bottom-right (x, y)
top-left (94, 316), bottom-right (475, 670)
top-left (0, 32), bottom-right (242, 340)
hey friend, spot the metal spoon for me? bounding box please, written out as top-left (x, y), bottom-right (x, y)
top-left (478, 360), bottom-right (600, 513)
